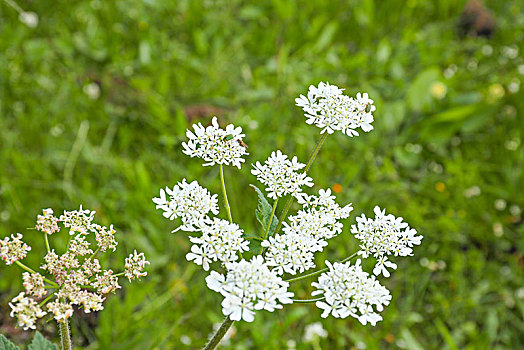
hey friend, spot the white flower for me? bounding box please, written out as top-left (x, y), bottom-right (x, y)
top-left (205, 256), bottom-right (293, 322)
top-left (68, 234), bottom-right (94, 256)
top-left (93, 270), bottom-right (121, 294)
top-left (0, 233), bottom-right (31, 265)
top-left (59, 205), bottom-right (95, 235)
top-left (311, 260), bottom-right (391, 326)
top-left (90, 224), bottom-right (118, 252)
top-left (351, 206), bottom-right (423, 277)
top-left (47, 301), bottom-right (74, 323)
top-left (124, 250), bottom-right (150, 281)
top-left (182, 116), bottom-right (248, 168)
top-left (153, 179), bottom-right (219, 232)
top-left (22, 272), bottom-right (46, 298)
top-left (19, 12), bottom-right (38, 28)
top-left (251, 150), bottom-right (313, 200)
top-left (303, 322), bottom-right (328, 343)
top-left (35, 208), bottom-right (60, 235)
top-left (262, 189), bottom-right (352, 275)
top-left (295, 82), bottom-right (375, 136)
top-left (9, 292), bottom-right (47, 330)
top-left (186, 218), bottom-right (249, 271)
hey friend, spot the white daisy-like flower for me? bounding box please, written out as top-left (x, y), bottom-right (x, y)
top-left (311, 260), bottom-right (391, 326)
top-left (295, 82), bottom-right (375, 136)
top-left (251, 150), bottom-right (314, 200)
top-left (351, 206), bottom-right (423, 277)
top-left (0, 233), bottom-right (31, 265)
top-left (205, 256), bottom-right (294, 322)
top-left (9, 292), bottom-right (47, 330)
top-left (153, 179), bottom-right (219, 232)
top-left (182, 116), bottom-right (248, 168)
top-left (262, 189), bottom-right (352, 275)
top-left (186, 218), bottom-right (249, 271)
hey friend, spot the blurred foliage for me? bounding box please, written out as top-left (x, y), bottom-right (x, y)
top-left (1, 0), bottom-right (524, 349)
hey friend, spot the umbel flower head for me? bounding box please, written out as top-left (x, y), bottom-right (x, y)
top-left (312, 259), bottom-right (391, 326)
top-left (182, 116), bottom-right (248, 168)
top-left (206, 256), bottom-right (293, 322)
top-left (2, 206), bottom-right (149, 330)
top-left (295, 82), bottom-right (375, 136)
top-left (351, 206), bottom-right (423, 277)
top-left (251, 150), bottom-right (313, 200)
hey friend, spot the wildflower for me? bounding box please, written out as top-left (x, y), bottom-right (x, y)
top-left (9, 292), bottom-right (47, 330)
top-left (295, 82), bottom-right (375, 136)
top-left (182, 116), bottom-right (248, 168)
top-left (205, 256), bottom-right (293, 322)
top-left (0, 233), bottom-right (31, 265)
top-left (312, 260), bottom-right (391, 325)
top-left (69, 234), bottom-right (94, 256)
top-left (124, 250), bottom-right (150, 281)
top-left (186, 218), bottom-right (249, 271)
top-left (93, 270), bottom-right (121, 294)
top-left (19, 12), bottom-right (39, 28)
top-left (351, 206), bottom-right (423, 277)
top-left (47, 301), bottom-right (74, 323)
top-left (303, 322), bottom-right (328, 343)
top-left (35, 208), bottom-right (60, 235)
top-left (251, 150), bottom-right (313, 200)
top-left (153, 179), bottom-right (219, 232)
top-left (90, 224), bottom-right (118, 252)
top-left (22, 272), bottom-right (46, 298)
top-left (59, 206), bottom-right (95, 235)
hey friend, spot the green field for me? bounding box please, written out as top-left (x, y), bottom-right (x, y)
top-left (1, 0), bottom-right (523, 349)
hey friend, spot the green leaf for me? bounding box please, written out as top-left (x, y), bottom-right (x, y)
top-left (249, 184), bottom-right (279, 237)
top-left (0, 334), bottom-right (20, 350)
top-left (28, 332), bottom-right (58, 350)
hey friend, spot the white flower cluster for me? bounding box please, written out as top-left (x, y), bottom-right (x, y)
top-left (312, 260), bottom-right (391, 326)
top-left (295, 82), bottom-right (375, 136)
top-left (153, 179), bottom-right (219, 232)
top-left (182, 116), bottom-right (248, 168)
top-left (206, 256), bottom-right (294, 322)
top-left (351, 206), bottom-right (423, 277)
top-left (262, 189), bottom-right (353, 275)
top-left (186, 218), bottom-right (249, 271)
top-left (3, 207), bottom-right (149, 329)
top-left (0, 233), bottom-right (31, 265)
top-left (251, 150), bottom-right (313, 200)
top-left (303, 322), bottom-right (328, 343)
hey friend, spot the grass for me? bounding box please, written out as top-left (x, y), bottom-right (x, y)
top-left (1, 0), bottom-right (523, 348)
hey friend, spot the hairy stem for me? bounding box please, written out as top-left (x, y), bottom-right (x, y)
top-left (203, 316), bottom-right (234, 350)
top-left (285, 252), bottom-right (358, 283)
top-left (59, 321), bottom-right (72, 350)
top-left (272, 133), bottom-right (328, 236)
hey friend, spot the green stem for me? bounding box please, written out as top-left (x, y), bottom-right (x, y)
top-left (285, 252), bottom-right (358, 283)
top-left (272, 133), bottom-right (328, 236)
top-left (292, 297), bottom-right (325, 303)
top-left (15, 261), bottom-right (59, 287)
top-left (59, 321), bottom-right (72, 350)
top-left (203, 316), bottom-right (234, 350)
top-left (113, 272), bottom-right (126, 277)
top-left (263, 199), bottom-right (278, 240)
top-left (246, 236), bottom-right (263, 241)
top-left (39, 293), bottom-right (55, 307)
top-left (219, 164), bottom-right (233, 223)
top-left (89, 247), bottom-right (100, 261)
top-left (44, 234), bottom-right (51, 252)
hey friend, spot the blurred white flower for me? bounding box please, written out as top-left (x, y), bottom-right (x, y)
top-left (182, 116), bottom-right (248, 168)
top-left (19, 12), bottom-right (38, 28)
top-left (295, 82), bottom-right (375, 136)
top-left (83, 82), bottom-right (101, 100)
top-left (303, 322), bottom-right (328, 343)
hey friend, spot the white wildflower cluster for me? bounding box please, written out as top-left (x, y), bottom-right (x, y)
top-left (182, 116), bottom-right (248, 168)
top-left (35, 208), bottom-right (60, 235)
top-left (2, 206), bottom-right (149, 329)
top-left (312, 260), bottom-right (391, 326)
top-left (8, 292), bottom-right (46, 330)
top-left (186, 218), bottom-right (249, 271)
top-left (351, 206), bottom-right (423, 277)
top-left (153, 179), bottom-right (219, 232)
top-left (251, 150), bottom-right (313, 200)
top-left (206, 256), bottom-right (293, 322)
top-left (262, 189), bottom-right (353, 275)
top-left (295, 82), bottom-right (375, 136)
top-left (0, 233), bottom-right (31, 265)
top-left (303, 322), bottom-right (328, 343)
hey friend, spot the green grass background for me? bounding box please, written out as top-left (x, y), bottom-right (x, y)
top-left (1, 0), bottom-right (523, 349)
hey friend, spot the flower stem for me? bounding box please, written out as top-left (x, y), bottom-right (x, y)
top-left (285, 252), bottom-right (358, 283)
top-left (39, 293), bottom-right (55, 307)
top-left (89, 247), bottom-right (100, 261)
top-left (272, 133), bottom-right (328, 236)
top-left (263, 199), bottom-right (279, 240)
top-left (292, 297), bottom-right (325, 303)
top-left (59, 321), bottom-right (72, 350)
top-left (204, 316), bottom-right (234, 350)
top-left (44, 234), bottom-right (51, 252)
top-left (15, 261), bottom-right (59, 287)
top-left (219, 164), bottom-right (233, 223)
